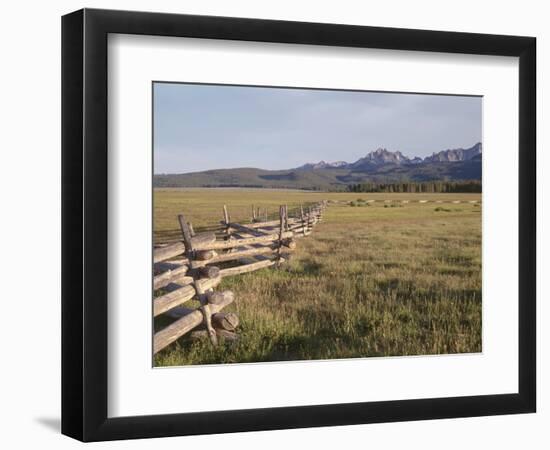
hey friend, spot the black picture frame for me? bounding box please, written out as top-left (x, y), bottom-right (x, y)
top-left (61, 8), bottom-right (536, 442)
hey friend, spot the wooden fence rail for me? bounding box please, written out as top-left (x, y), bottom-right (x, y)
top-left (153, 200), bottom-right (327, 354)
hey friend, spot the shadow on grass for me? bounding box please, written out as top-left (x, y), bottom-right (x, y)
top-left (299, 259), bottom-right (323, 276)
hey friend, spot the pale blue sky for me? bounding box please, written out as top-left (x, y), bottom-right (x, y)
top-left (153, 83), bottom-right (482, 174)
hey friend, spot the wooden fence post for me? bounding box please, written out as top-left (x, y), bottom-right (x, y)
top-left (223, 205), bottom-right (230, 238)
top-left (178, 214), bottom-right (218, 346)
top-left (277, 205), bottom-right (284, 263)
top-left (300, 204), bottom-right (306, 236)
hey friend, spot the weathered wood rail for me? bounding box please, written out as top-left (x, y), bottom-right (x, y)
top-left (153, 200), bottom-right (327, 354)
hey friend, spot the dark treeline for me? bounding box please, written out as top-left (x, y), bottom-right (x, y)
top-left (347, 180), bottom-right (481, 193)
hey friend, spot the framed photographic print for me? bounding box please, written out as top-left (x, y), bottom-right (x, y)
top-left (61, 8), bottom-right (536, 441)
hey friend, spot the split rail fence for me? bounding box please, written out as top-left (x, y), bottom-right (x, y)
top-left (153, 201), bottom-right (327, 354)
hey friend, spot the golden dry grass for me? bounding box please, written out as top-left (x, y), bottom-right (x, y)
top-left (153, 188), bottom-right (481, 366)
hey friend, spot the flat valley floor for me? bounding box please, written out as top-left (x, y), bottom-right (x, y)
top-left (154, 188), bottom-right (482, 366)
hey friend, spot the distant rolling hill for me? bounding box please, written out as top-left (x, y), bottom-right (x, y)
top-left (154, 143), bottom-right (482, 190)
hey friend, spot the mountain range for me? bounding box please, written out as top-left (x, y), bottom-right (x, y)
top-left (295, 142), bottom-right (481, 170)
top-left (154, 143), bottom-right (482, 190)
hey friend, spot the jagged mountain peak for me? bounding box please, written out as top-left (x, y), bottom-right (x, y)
top-left (424, 142), bottom-right (482, 163)
top-left (351, 147), bottom-right (410, 167)
top-left (296, 160), bottom-right (348, 170)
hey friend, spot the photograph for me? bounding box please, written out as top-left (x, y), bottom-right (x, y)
top-left (152, 83), bottom-right (483, 366)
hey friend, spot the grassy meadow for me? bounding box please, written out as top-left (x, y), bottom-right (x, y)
top-left (153, 188), bottom-right (482, 366)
